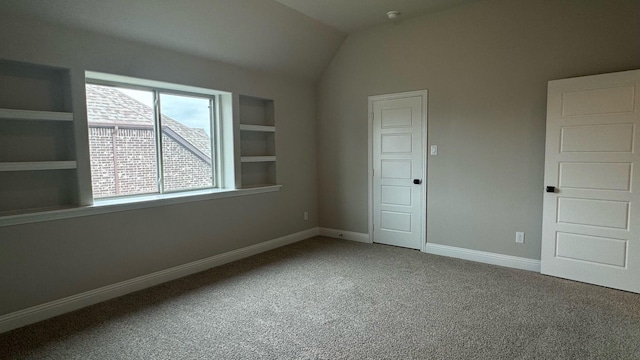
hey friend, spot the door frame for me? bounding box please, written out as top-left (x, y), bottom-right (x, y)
top-left (368, 90), bottom-right (428, 252)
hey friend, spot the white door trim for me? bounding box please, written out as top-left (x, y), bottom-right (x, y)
top-left (368, 90), bottom-right (428, 252)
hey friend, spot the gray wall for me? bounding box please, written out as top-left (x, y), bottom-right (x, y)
top-left (0, 16), bottom-right (318, 315)
top-left (317, 0), bottom-right (640, 259)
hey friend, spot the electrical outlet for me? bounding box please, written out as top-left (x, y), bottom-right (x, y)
top-left (303, 211), bottom-right (308, 221)
top-left (516, 232), bottom-right (525, 244)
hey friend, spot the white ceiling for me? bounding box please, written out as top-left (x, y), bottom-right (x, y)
top-left (0, 0), bottom-right (345, 80)
top-left (0, 0), bottom-right (481, 80)
top-left (274, 0), bottom-right (482, 33)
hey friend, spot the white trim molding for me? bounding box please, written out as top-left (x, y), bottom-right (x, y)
top-left (319, 228), bottom-right (371, 243)
top-left (425, 243), bottom-right (541, 272)
top-left (0, 227), bottom-right (320, 334)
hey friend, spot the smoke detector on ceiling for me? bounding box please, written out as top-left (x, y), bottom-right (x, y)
top-left (386, 11), bottom-right (400, 19)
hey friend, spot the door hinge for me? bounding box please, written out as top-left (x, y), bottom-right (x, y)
top-left (372, 169), bottom-right (374, 176)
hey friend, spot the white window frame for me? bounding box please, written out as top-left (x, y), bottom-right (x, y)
top-left (86, 82), bottom-right (219, 198)
top-left (85, 72), bottom-right (230, 202)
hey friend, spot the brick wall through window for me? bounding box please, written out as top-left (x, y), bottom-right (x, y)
top-left (86, 84), bottom-right (213, 198)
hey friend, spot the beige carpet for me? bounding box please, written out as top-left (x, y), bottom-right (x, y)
top-left (1, 236), bottom-right (639, 359)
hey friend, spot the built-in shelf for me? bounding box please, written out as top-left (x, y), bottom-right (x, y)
top-left (240, 184), bottom-right (277, 189)
top-left (0, 205), bottom-right (74, 218)
top-left (0, 108), bottom-right (73, 122)
top-left (0, 59), bottom-right (80, 215)
top-left (238, 95), bottom-right (276, 187)
top-left (240, 161), bottom-right (276, 188)
top-left (240, 156), bottom-right (276, 163)
top-left (0, 161), bottom-right (77, 172)
top-left (239, 124), bottom-right (275, 132)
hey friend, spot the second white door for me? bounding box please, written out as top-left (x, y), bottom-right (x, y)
top-left (370, 91), bottom-right (426, 250)
top-left (541, 69), bottom-right (640, 293)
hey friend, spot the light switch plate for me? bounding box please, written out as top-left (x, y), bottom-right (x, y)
top-left (430, 145), bottom-right (437, 155)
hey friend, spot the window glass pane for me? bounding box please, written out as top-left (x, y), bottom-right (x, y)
top-left (159, 93), bottom-right (213, 192)
top-left (86, 84), bottom-right (158, 198)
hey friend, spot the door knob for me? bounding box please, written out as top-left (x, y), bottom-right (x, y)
top-left (546, 186), bottom-right (556, 193)
top-left (413, 179), bottom-right (422, 184)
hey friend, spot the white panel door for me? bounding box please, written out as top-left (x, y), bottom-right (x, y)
top-left (371, 93), bottom-right (426, 249)
top-left (541, 69), bottom-right (640, 293)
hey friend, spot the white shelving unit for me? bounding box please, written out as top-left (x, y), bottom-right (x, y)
top-left (0, 161), bottom-right (78, 172)
top-left (0, 108), bottom-right (73, 122)
top-left (238, 95), bottom-right (276, 188)
top-left (240, 156), bottom-right (276, 163)
top-left (0, 59), bottom-right (80, 215)
top-left (239, 124), bottom-right (275, 132)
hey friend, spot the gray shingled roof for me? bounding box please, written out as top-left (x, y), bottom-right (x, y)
top-left (86, 84), bottom-right (212, 159)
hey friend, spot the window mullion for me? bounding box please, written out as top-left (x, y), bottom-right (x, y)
top-left (210, 97), bottom-right (217, 188)
top-left (153, 91), bottom-right (165, 194)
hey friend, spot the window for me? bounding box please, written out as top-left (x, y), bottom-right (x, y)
top-left (86, 82), bottom-right (217, 199)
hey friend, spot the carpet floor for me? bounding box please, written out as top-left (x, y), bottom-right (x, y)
top-left (1, 236), bottom-right (639, 359)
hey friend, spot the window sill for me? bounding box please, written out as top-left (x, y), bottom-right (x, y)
top-left (0, 185), bottom-right (281, 228)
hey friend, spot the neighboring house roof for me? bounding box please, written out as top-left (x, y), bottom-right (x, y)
top-left (86, 84), bottom-right (212, 160)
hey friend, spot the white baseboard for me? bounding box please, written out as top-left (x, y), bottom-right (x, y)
top-left (319, 227), bottom-right (371, 243)
top-left (0, 227), bottom-right (320, 334)
top-left (425, 243), bottom-right (541, 272)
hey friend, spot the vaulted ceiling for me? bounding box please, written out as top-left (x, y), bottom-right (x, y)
top-left (274, 0), bottom-right (481, 33)
top-left (0, 0), bottom-right (481, 80)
